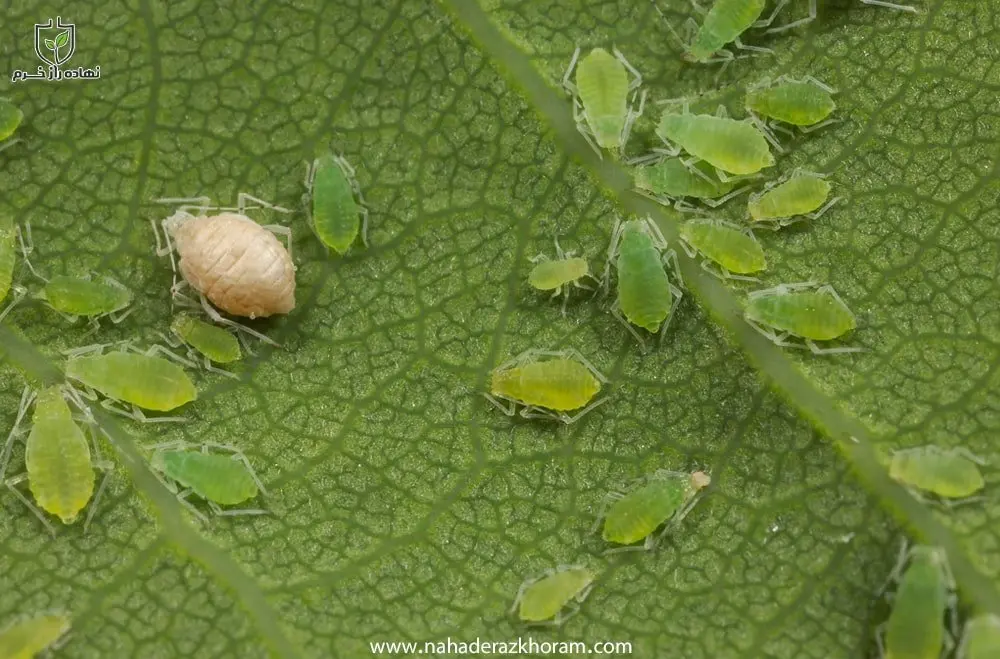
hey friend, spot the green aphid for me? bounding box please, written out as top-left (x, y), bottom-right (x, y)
top-left (1, 386), bottom-right (111, 536)
top-left (885, 445), bottom-right (985, 499)
top-left (562, 47), bottom-right (645, 157)
top-left (657, 106), bottom-right (774, 177)
top-left (167, 313), bottom-right (241, 378)
top-left (0, 611), bottom-right (71, 659)
top-left (528, 238), bottom-right (593, 315)
top-left (598, 470), bottom-right (711, 552)
top-left (877, 544), bottom-right (954, 659)
top-left (0, 98), bottom-right (24, 154)
top-left (748, 171), bottom-right (840, 226)
top-left (303, 153), bottom-right (369, 255)
top-left (744, 282), bottom-right (861, 355)
top-left (36, 274), bottom-right (132, 331)
top-left (679, 219), bottom-right (766, 280)
top-left (149, 441), bottom-right (266, 523)
top-left (512, 565), bottom-right (594, 625)
top-left (746, 77), bottom-right (837, 128)
top-left (684, 0), bottom-right (771, 63)
top-left (65, 344), bottom-right (197, 421)
top-left (487, 348), bottom-right (607, 424)
top-left (632, 157), bottom-right (748, 211)
top-left (603, 217), bottom-right (683, 349)
top-left (958, 614), bottom-right (1000, 659)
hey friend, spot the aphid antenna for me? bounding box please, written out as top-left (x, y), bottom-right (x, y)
top-left (650, 2), bottom-right (688, 54)
top-left (14, 222), bottom-right (42, 280)
top-left (140, 343), bottom-right (199, 369)
top-left (861, 0), bottom-right (918, 14)
top-left (560, 46), bottom-right (582, 96)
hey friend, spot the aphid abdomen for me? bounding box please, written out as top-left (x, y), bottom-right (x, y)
top-left (172, 314), bottom-right (241, 363)
top-left (603, 480), bottom-right (683, 544)
top-left (44, 276), bottom-right (130, 316)
top-left (25, 387), bottom-right (94, 524)
top-left (659, 114), bottom-right (773, 175)
top-left (491, 359), bottom-right (600, 411)
top-left (0, 99), bottom-right (23, 141)
top-left (746, 292), bottom-right (854, 340)
top-left (885, 547), bottom-right (948, 659)
top-left (577, 48), bottom-right (628, 148)
top-left (158, 451), bottom-right (257, 505)
top-left (0, 613), bottom-right (71, 658)
top-left (66, 353), bottom-right (197, 411)
top-left (312, 155), bottom-right (361, 254)
top-left (528, 258), bottom-right (588, 291)
top-left (0, 215), bottom-right (15, 301)
top-left (890, 449), bottom-right (984, 498)
top-left (518, 568), bottom-right (593, 622)
top-left (617, 231), bottom-right (673, 332)
top-left (689, 0), bottom-right (767, 61)
top-left (174, 214), bottom-right (295, 318)
top-left (682, 222), bottom-right (766, 274)
top-left (747, 83), bottom-right (835, 125)
top-left (749, 176), bottom-right (831, 220)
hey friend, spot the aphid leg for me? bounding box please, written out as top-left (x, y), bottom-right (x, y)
top-left (558, 397), bottom-right (609, 424)
top-left (765, 0), bottom-right (817, 33)
top-left (873, 622), bottom-right (888, 659)
top-left (15, 222), bottom-right (42, 280)
top-left (749, 112), bottom-right (785, 153)
top-left (745, 318), bottom-right (806, 351)
top-left (641, 216), bottom-right (669, 251)
top-left (484, 393), bottom-right (517, 417)
top-left (0, 386), bottom-right (34, 481)
top-left (83, 460), bottom-right (114, 534)
top-left (157, 196), bottom-right (211, 209)
top-left (687, 0), bottom-right (706, 16)
top-left (626, 152), bottom-right (664, 166)
top-left (953, 446), bottom-right (988, 466)
top-left (198, 294), bottom-right (280, 348)
top-left (663, 248), bottom-right (684, 288)
top-left (571, 97), bottom-right (603, 159)
top-left (657, 283), bottom-right (684, 344)
top-left (806, 340), bottom-right (864, 355)
top-left (754, 0), bottom-right (790, 28)
top-left (769, 121), bottom-right (796, 139)
top-left (731, 37), bottom-right (774, 57)
top-left (62, 342), bottom-right (113, 357)
top-left (139, 343), bottom-right (199, 369)
top-left (108, 306), bottom-right (134, 325)
top-left (860, 0), bottom-right (918, 13)
top-left (673, 199), bottom-right (701, 213)
top-left (207, 501), bottom-right (269, 517)
top-left (200, 356), bottom-right (239, 380)
top-left (601, 217), bottom-right (626, 295)
top-left (508, 576), bottom-right (535, 615)
top-left (558, 347), bottom-right (608, 383)
top-left (806, 196), bottom-right (843, 220)
top-left (0, 285), bottom-right (26, 323)
top-left (589, 493), bottom-right (622, 534)
top-left (799, 117), bottom-right (842, 134)
top-left (603, 543), bottom-right (648, 556)
top-left (612, 47), bottom-right (643, 91)
top-left (260, 223), bottom-right (294, 262)
top-left (174, 488), bottom-right (210, 524)
top-left (202, 442), bottom-right (269, 496)
top-left (560, 47), bottom-right (582, 97)
top-left (620, 89), bottom-right (647, 153)
top-left (519, 405), bottom-right (565, 423)
top-left (0, 137), bottom-right (21, 155)
top-left (611, 306), bottom-right (648, 352)
top-left (236, 193), bottom-right (292, 215)
top-left (801, 75), bottom-right (837, 95)
top-left (4, 474), bottom-right (57, 537)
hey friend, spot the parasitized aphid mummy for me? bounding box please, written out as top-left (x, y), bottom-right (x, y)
top-left (595, 469), bottom-right (711, 553)
top-left (883, 445), bottom-right (986, 501)
top-left (303, 153), bottom-right (369, 255)
top-left (158, 313), bottom-right (242, 380)
top-left (0, 611), bottom-right (71, 659)
top-left (486, 348), bottom-right (607, 424)
top-left (152, 194), bottom-right (296, 346)
top-left (527, 237), bottom-right (596, 315)
top-left (876, 543), bottom-right (956, 659)
top-left (631, 156), bottom-right (750, 212)
top-left (748, 170), bottom-right (840, 227)
top-left (744, 281), bottom-right (862, 355)
top-left (147, 440), bottom-right (267, 524)
top-left (679, 219), bottom-right (766, 280)
top-left (764, 0), bottom-right (917, 35)
top-left (958, 614), bottom-right (1000, 659)
top-left (656, 102), bottom-right (774, 178)
top-left (0, 97), bottom-right (24, 155)
top-left (561, 46), bottom-right (646, 158)
top-left (511, 565), bottom-right (595, 625)
top-left (0, 386), bottom-right (113, 537)
top-left (745, 76), bottom-right (838, 151)
top-left (64, 341), bottom-right (197, 422)
top-left (602, 217), bottom-right (684, 350)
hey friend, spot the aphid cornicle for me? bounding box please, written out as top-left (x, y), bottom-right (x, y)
top-left (0, 97), bottom-right (24, 154)
top-left (657, 105), bottom-right (774, 177)
top-left (679, 219), bottom-right (766, 280)
top-left (527, 237), bottom-right (594, 315)
top-left (0, 386), bottom-right (111, 536)
top-left (486, 348), bottom-right (607, 424)
top-left (603, 217), bottom-right (683, 348)
top-left (958, 614), bottom-right (1000, 659)
top-left (632, 157), bottom-right (748, 211)
top-left (877, 544), bottom-right (954, 659)
top-left (148, 440), bottom-right (267, 523)
top-left (561, 46), bottom-right (645, 157)
top-left (511, 566), bottom-right (594, 625)
top-left (748, 171), bottom-right (840, 226)
top-left (162, 313), bottom-right (241, 379)
top-left (885, 445), bottom-right (985, 499)
top-left (65, 343), bottom-right (197, 421)
top-left (303, 153), bottom-right (369, 255)
top-left (744, 282), bottom-right (861, 355)
top-left (0, 611), bottom-right (71, 659)
top-left (598, 470), bottom-right (711, 552)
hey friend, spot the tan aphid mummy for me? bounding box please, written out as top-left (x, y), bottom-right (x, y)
top-left (166, 212), bottom-right (295, 318)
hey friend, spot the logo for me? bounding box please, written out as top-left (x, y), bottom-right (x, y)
top-left (11, 17), bottom-right (101, 83)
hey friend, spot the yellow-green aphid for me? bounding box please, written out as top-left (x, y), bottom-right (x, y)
top-left (748, 171), bottom-right (839, 226)
top-left (512, 566), bottom-right (594, 625)
top-left (679, 219), bottom-right (766, 280)
top-left (745, 282), bottom-right (861, 354)
top-left (603, 217), bottom-right (683, 349)
top-left (303, 153), bottom-right (369, 255)
top-left (657, 106), bottom-right (774, 177)
top-left (65, 344), bottom-right (197, 420)
top-left (168, 313), bottom-right (241, 379)
top-left (528, 237), bottom-right (593, 315)
top-left (599, 470), bottom-right (711, 552)
top-left (486, 348), bottom-right (607, 424)
top-left (562, 47), bottom-right (645, 157)
top-left (37, 274), bottom-right (132, 332)
top-left (746, 76), bottom-right (837, 128)
top-left (877, 544), bottom-right (954, 659)
top-left (0, 612), bottom-right (71, 659)
top-left (0, 98), bottom-right (24, 154)
top-left (149, 441), bottom-right (266, 523)
top-left (632, 157), bottom-right (748, 211)
top-left (886, 446), bottom-right (985, 499)
top-left (1, 387), bottom-right (111, 536)
top-left (958, 614), bottom-right (1000, 659)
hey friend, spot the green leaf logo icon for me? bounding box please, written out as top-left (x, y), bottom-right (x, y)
top-left (44, 38), bottom-right (55, 50)
top-left (55, 30), bottom-right (70, 48)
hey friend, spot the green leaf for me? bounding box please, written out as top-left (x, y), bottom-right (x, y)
top-left (1, 1), bottom-right (997, 657)
top-left (55, 30), bottom-right (70, 49)
top-left (43, 38), bottom-right (55, 51)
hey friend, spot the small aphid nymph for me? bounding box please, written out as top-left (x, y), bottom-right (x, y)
top-left (958, 614), bottom-right (1000, 659)
top-left (562, 46), bottom-right (645, 157)
top-left (657, 104), bottom-right (774, 177)
top-left (655, 0), bottom-right (788, 64)
top-left (511, 565), bottom-right (595, 625)
top-left (597, 470), bottom-right (711, 552)
top-left (148, 440), bottom-right (267, 523)
top-left (0, 98), bottom-right (24, 154)
top-left (885, 445), bottom-right (985, 500)
top-left (744, 282), bottom-right (861, 355)
top-left (36, 274), bottom-right (133, 331)
top-left (487, 348), bottom-right (607, 424)
top-left (748, 170), bottom-right (840, 226)
top-left (303, 153), bottom-right (369, 255)
top-left (632, 157), bottom-right (749, 211)
top-left (0, 611), bottom-right (71, 658)
top-left (877, 543), bottom-right (955, 659)
top-left (745, 76), bottom-right (838, 151)
top-left (679, 219), bottom-right (766, 280)
top-left (162, 313), bottom-right (242, 379)
top-left (528, 237), bottom-right (594, 315)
